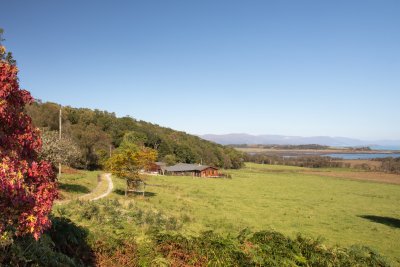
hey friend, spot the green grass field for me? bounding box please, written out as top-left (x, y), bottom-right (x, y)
top-left (57, 163), bottom-right (400, 264)
top-left (57, 170), bottom-right (101, 201)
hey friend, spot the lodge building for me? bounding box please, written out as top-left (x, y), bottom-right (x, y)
top-left (164, 163), bottom-right (219, 177)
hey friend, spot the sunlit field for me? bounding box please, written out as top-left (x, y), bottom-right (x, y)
top-left (56, 163), bottom-right (400, 263)
top-left (57, 169), bottom-right (101, 202)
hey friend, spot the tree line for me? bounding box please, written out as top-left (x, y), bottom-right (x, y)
top-left (244, 153), bottom-right (349, 168)
top-left (232, 144), bottom-right (332, 150)
top-left (377, 158), bottom-right (400, 174)
top-left (245, 152), bottom-right (400, 174)
top-left (233, 144), bottom-right (372, 151)
top-left (26, 101), bottom-right (244, 170)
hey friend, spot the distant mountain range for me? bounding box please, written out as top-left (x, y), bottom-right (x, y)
top-left (199, 133), bottom-right (400, 149)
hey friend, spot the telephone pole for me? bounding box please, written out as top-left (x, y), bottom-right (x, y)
top-left (59, 107), bottom-right (62, 177)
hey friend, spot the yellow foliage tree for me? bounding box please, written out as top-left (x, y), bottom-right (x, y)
top-left (107, 145), bottom-right (157, 179)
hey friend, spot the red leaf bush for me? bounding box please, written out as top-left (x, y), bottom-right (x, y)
top-left (0, 54), bottom-right (58, 240)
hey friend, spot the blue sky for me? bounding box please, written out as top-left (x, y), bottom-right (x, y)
top-left (1, 0), bottom-right (399, 140)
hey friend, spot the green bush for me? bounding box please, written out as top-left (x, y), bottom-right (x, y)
top-left (0, 217), bottom-right (93, 267)
top-left (23, 201), bottom-right (389, 266)
top-left (152, 230), bottom-right (391, 267)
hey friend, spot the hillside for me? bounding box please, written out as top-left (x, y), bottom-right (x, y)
top-left (26, 101), bottom-right (243, 170)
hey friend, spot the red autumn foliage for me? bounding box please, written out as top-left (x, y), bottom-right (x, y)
top-left (157, 242), bottom-right (207, 267)
top-left (93, 239), bottom-right (139, 267)
top-left (0, 60), bottom-right (58, 240)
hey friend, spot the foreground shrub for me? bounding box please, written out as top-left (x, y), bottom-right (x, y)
top-left (52, 200), bottom-right (392, 266)
top-left (48, 217), bottom-right (94, 266)
top-left (0, 217), bottom-right (92, 267)
top-left (0, 46), bottom-right (57, 241)
top-left (153, 230), bottom-right (391, 267)
top-left (2, 216), bottom-right (390, 266)
top-left (92, 237), bottom-right (139, 267)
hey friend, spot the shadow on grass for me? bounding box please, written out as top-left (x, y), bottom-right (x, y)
top-left (1, 216), bottom-right (95, 266)
top-left (134, 191), bottom-right (157, 197)
top-left (59, 183), bottom-right (90, 194)
top-left (359, 215), bottom-right (400, 229)
top-left (114, 189), bottom-right (157, 197)
top-left (49, 216), bottom-right (95, 265)
top-left (114, 189), bottom-right (126, 196)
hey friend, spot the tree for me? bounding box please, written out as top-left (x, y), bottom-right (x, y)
top-left (39, 130), bottom-right (82, 168)
top-left (25, 101), bottom-right (61, 131)
top-left (0, 45), bottom-right (58, 241)
top-left (0, 29), bottom-right (16, 65)
top-left (106, 134), bottom-right (157, 195)
top-left (70, 123), bottom-right (112, 169)
top-left (163, 154), bottom-right (177, 166)
top-left (106, 141), bottom-right (157, 180)
top-left (121, 131), bottom-right (147, 147)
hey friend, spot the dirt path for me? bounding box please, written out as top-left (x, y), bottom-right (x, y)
top-left (90, 173), bottom-right (113, 201)
top-left (56, 173), bottom-right (113, 205)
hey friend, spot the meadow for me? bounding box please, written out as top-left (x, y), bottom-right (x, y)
top-left (56, 163), bottom-right (400, 265)
top-left (57, 169), bottom-right (102, 202)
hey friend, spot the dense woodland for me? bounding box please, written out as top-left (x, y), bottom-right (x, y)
top-left (26, 101), bottom-right (244, 170)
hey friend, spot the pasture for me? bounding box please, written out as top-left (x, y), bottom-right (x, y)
top-left (57, 163), bottom-right (400, 263)
top-left (57, 170), bottom-right (101, 201)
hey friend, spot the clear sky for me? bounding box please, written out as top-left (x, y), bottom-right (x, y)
top-left (1, 0), bottom-right (399, 140)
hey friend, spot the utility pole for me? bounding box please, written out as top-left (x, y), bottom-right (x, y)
top-left (59, 107), bottom-right (62, 177)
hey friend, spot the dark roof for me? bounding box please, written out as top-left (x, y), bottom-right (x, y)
top-left (165, 163), bottom-right (218, 172)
